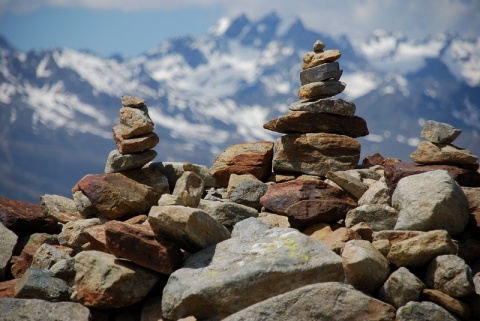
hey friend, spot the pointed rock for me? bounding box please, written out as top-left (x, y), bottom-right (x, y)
top-left (116, 105), bottom-right (154, 138)
top-left (289, 98), bottom-right (356, 116)
top-left (302, 49), bottom-right (341, 70)
top-left (273, 133), bottom-right (361, 176)
top-left (298, 80), bottom-right (346, 100)
top-left (171, 171), bottom-right (204, 208)
top-left (300, 62), bottom-right (342, 85)
top-left (421, 120), bottom-right (461, 144)
top-left (263, 111), bottom-right (368, 137)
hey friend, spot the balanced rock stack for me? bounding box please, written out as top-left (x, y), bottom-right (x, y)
top-left (263, 40), bottom-right (369, 177)
top-left (105, 96), bottom-right (159, 173)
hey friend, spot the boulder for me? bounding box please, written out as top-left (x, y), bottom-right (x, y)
top-left (0, 298), bottom-right (91, 321)
top-left (0, 197), bottom-right (57, 236)
top-left (104, 220), bottom-right (183, 274)
top-left (0, 222), bottom-right (17, 281)
top-left (148, 205), bottom-right (230, 252)
top-left (161, 227), bottom-right (344, 320)
top-left (231, 217), bottom-right (270, 238)
top-left (73, 250), bottom-right (159, 309)
top-left (263, 112), bottom-right (368, 137)
top-left (387, 230), bottom-right (458, 267)
top-left (210, 141), bottom-right (274, 187)
top-left (72, 165), bottom-right (169, 219)
top-left (342, 240), bottom-right (390, 294)
top-left (392, 170), bottom-right (469, 235)
top-left (345, 204), bottom-right (398, 231)
top-left (273, 133), bottom-right (360, 176)
top-left (425, 255), bottom-right (475, 298)
top-left (223, 282), bottom-right (396, 321)
top-left (289, 98), bottom-right (355, 116)
top-left (198, 199), bottom-right (259, 231)
top-left (298, 80), bottom-right (346, 99)
top-left (300, 61), bottom-right (342, 84)
top-left (421, 120), bottom-right (461, 144)
top-left (104, 149), bottom-right (157, 173)
top-left (40, 194), bottom-right (83, 223)
top-left (410, 141), bottom-right (478, 165)
top-left (422, 289), bottom-right (471, 320)
top-left (14, 268), bottom-right (72, 302)
top-left (171, 171), bottom-right (204, 208)
top-left (228, 179), bottom-right (268, 211)
top-left (396, 301), bottom-right (459, 321)
top-left (378, 267), bottom-right (425, 308)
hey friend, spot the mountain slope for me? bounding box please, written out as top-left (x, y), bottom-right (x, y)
top-left (0, 12), bottom-right (479, 203)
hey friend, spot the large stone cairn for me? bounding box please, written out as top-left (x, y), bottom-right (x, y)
top-left (105, 95), bottom-right (159, 173)
top-left (263, 40), bottom-right (369, 177)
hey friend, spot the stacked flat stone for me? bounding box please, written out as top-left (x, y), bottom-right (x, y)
top-left (263, 40), bottom-right (369, 177)
top-left (410, 120), bottom-right (478, 169)
top-left (105, 96), bottom-right (159, 173)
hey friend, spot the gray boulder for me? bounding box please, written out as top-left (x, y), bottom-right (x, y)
top-left (396, 301), bottom-right (460, 321)
top-left (379, 267), bottom-right (425, 308)
top-left (0, 298), bottom-right (91, 321)
top-left (345, 204), bottom-right (398, 231)
top-left (229, 179), bottom-right (268, 211)
top-left (14, 268), bottom-right (72, 302)
top-left (421, 120), bottom-right (461, 144)
top-left (198, 199), bottom-right (259, 231)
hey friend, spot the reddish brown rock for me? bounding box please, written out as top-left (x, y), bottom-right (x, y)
top-left (83, 224), bottom-right (109, 253)
top-left (124, 214), bottom-right (148, 225)
top-left (318, 227), bottom-right (362, 254)
top-left (363, 153), bottom-right (386, 166)
top-left (422, 289), bottom-right (471, 320)
top-left (104, 220), bottom-right (183, 274)
top-left (114, 132), bottom-right (159, 154)
top-left (72, 165), bottom-right (169, 220)
top-left (0, 197), bottom-right (57, 236)
top-left (302, 49), bottom-right (342, 70)
top-left (385, 162), bottom-right (480, 193)
top-left (0, 279), bottom-right (17, 298)
top-left (210, 141), bottom-right (274, 187)
top-left (263, 111), bottom-right (368, 137)
top-left (297, 80), bottom-right (346, 100)
top-left (273, 133), bottom-right (361, 177)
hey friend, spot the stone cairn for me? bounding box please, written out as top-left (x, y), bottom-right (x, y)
top-left (263, 40), bottom-right (369, 177)
top-left (105, 95), bottom-right (159, 173)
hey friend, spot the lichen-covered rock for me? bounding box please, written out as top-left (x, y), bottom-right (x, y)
top-left (396, 301), bottom-right (459, 321)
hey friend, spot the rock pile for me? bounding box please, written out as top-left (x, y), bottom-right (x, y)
top-left (105, 95), bottom-right (159, 173)
top-left (263, 40), bottom-right (369, 177)
top-left (1, 49), bottom-right (480, 320)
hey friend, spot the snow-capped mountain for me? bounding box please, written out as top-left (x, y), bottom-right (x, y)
top-left (1, 12), bottom-right (479, 203)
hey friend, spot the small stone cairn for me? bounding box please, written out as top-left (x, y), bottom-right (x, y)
top-left (263, 40), bottom-right (369, 177)
top-left (105, 96), bottom-right (159, 173)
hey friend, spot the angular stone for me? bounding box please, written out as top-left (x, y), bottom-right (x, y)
top-left (289, 98), bottom-right (356, 116)
top-left (387, 230), bottom-right (458, 267)
top-left (0, 279), bottom-right (18, 298)
top-left (257, 212), bottom-right (291, 228)
top-left (104, 220), bottom-right (183, 274)
top-left (58, 218), bottom-right (103, 249)
top-left (73, 250), bottom-right (159, 309)
top-left (300, 62), bottom-right (343, 85)
top-left (148, 205), bottom-right (230, 252)
top-left (231, 217), bottom-right (270, 238)
top-left (304, 223), bottom-right (333, 240)
top-left (157, 194), bottom-right (185, 207)
top-left (411, 141), bottom-right (478, 165)
top-left (342, 240), bottom-right (390, 294)
top-left (425, 255), bottom-right (475, 298)
top-left (49, 257), bottom-right (75, 284)
top-left (226, 173), bottom-right (258, 196)
top-left (104, 149), bottom-right (157, 173)
top-left (273, 133), bottom-right (361, 176)
top-left (83, 224), bottom-right (108, 253)
top-left (363, 152), bottom-right (386, 165)
top-left (422, 289), bottom-right (471, 320)
top-left (223, 282), bottom-right (396, 321)
top-left (345, 204), bottom-right (398, 231)
top-left (326, 170), bottom-right (369, 198)
top-left (117, 105), bottom-right (154, 138)
top-left (350, 222), bottom-right (374, 242)
top-left (114, 131), bottom-right (159, 154)
top-left (396, 301), bottom-right (459, 321)
top-left (0, 298), bottom-right (91, 321)
top-left (378, 267), bottom-right (425, 308)
top-left (385, 162), bottom-right (480, 193)
top-left (30, 243), bottom-right (71, 271)
top-left (210, 141), bottom-right (274, 187)
top-left (358, 179), bottom-right (391, 205)
top-left (263, 111), bottom-right (369, 137)
top-left (313, 40), bottom-right (325, 52)
top-left (198, 199), bottom-right (259, 230)
top-left (172, 171), bottom-right (204, 208)
top-left (10, 234), bottom-right (58, 278)
top-left (298, 80), bottom-right (346, 100)
top-left (40, 194), bottom-right (83, 223)
top-left (302, 49), bottom-right (342, 70)
top-left (392, 170), bottom-right (469, 234)
top-left (14, 268), bottom-right (72, 302)
top-left (72, 165), bottom-right (169, 219)
top-left (161, 227), bottom-right (344, 320)
top-left (318, 227), bottom-right (362, 254)
top-left (152, 161), bottom-right (216, 191)
top-left (121, 95), bottom-right (146, 108)
top-left (463, 187), bottom-right (480, 236)
top-left (229, 179), bottom-right (268, 211)
top-left (0, 197), bottom-right (57, 236)
top-left (373, 230), bottom-right (424, 244)
top-left (0, 222), bottom-right (17, 281)
top-left (421, 120), bottom-right (462, 144)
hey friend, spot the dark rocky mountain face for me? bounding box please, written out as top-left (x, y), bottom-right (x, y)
top-left (0, 12), bottom-right (479, 203)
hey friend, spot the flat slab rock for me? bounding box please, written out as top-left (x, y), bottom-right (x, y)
top-left (273, 133), bottom-right (360, 177)
top-left (223, 282), bottom-right (396, 321)
top-left (300, 61), bottom-right (343, 85)
top-left (289, 98), bottom-right (356, 116)
top-left (297, 80), bottom-right (346, 100)
top-left (411, 141), bottom-right (478, 166)
top-left (263, 111), bottom-right (368, 137)
top-left (161, 227), bottom-right (344, 320)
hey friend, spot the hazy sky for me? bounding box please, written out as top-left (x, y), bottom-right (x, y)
top-left (0, 0), bottom-right (479, 57)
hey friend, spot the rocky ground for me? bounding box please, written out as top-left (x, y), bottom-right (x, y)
top-left (1, 41), bottom-right (480, 321)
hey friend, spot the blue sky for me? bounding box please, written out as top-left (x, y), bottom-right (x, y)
top-left (0, 0), bottom-right (479, 57)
